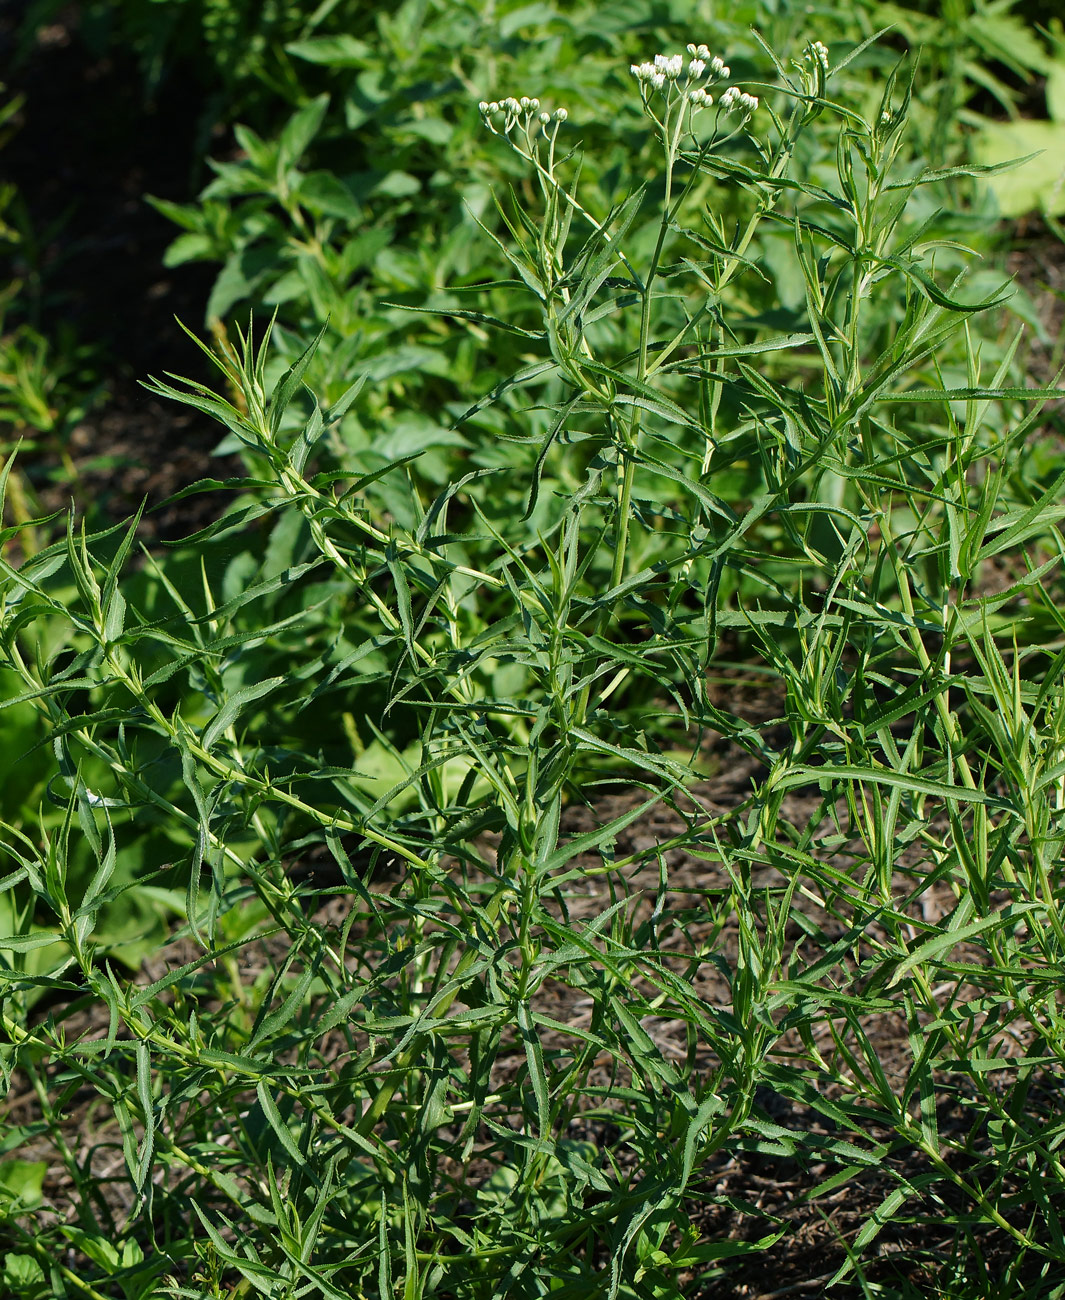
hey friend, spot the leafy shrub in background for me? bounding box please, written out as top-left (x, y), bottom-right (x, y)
top-left (3, 31), bottom-right (1065, 1298)
top-left (131, 0), bottom-right (1058, 489)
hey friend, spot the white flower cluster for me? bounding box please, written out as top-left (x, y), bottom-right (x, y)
top-left (719, 85), bottom-right (759, 116)
top-left (630, 46), bottom-right (730, 88)
top-left (808, 41), bottom-right (829, 70)
top-left (629, 53), bottom-right (683, 87)
top-left (478, 96), bottom-right (568, 135)
top-left (629, 44), bottom-right (752, 120)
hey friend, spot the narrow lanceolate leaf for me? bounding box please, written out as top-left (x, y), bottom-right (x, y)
top-left (977, 465), bottom-right (1065, 560)
top-left (876, 385), bottom-right (1065, 403)
top-left (256, 1079), bottom-right (305, 1165)
top-left (680, 1092), bottom-right (725, 1187)
top-left (826, 1185), bottom-right (913, 1286)
top-left (452, 358), bottom-right (558, 429)
top-left (776, 763), bottom-right (1015, 811)
top-left (381, 300), bottom-right (544, 339)
top-left (269, 324), bottom-right (327, 438)
top-left (131, 933), bottom-right (278, 1008)
top-left (516, 1001), bottom-right (550, 1140)
top-left (540, 792), bottom-right (663, 874)
top-left (683, 331), bottom-right (816, 361)
top-left (134, 1041), bottom-right (155, 1194)
top-left (887, 903), bottom-right (1042, 988)
top-left (879, 257), bottom-right (1012, 312)
top-left (0, 932), bottom-right (66, 953)
top-left (247, 964), bottom-right (316, 1051)
top-left (201, 677), bottom-right (286, 751)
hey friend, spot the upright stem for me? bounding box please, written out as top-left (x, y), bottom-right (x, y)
top-left (612, 109), bottom-right (685, 595)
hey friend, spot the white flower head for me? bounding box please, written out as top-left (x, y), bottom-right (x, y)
top-left (654, 52), bottom-right (684, 80)
top-left (688, 58), bottom-right (706, 78)
top-left (720, 85), bottom-right (757, 117)
top-left (479, 94), bottom-right (560, 137)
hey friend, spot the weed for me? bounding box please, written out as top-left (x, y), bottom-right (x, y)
top-left (2, 25), bottom-right (1065, 1300)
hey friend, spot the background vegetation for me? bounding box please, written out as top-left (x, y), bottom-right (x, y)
top-left (2, 0), bottom-right (1065, 1296)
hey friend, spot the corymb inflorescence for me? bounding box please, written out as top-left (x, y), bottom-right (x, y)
top-left (629, 44), bottom-right (757, 128)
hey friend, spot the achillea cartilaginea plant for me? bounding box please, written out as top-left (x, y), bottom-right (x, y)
top-left (2, 28), bottom-right (1065, 1300)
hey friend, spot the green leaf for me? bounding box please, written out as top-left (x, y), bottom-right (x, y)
top-left (286, 35), bottom-right (371, 66)
top-left (201, 676), bottom-right (286, 751)
top-left (777, 763), bottom-right (1015, 812)
top-left (974, 118), bottom-right (1065, 216)
top-left (2, 1253), bottom-right (45, 1287)
top-left (256, 1079), bottom-right (305, 1165)
top-left (516, 1001), bottom-right (550, 1139)
top-left (887, 903), bottom-right (1041, 988)
top-left (269, 325), bottom-right (327, 438)
top-left (0, 1160), bottom-right (46, 1207)
top-left (279, 94), bottom-right (330, 171)
top-left (134, 1042), bottom-right (155, 1194)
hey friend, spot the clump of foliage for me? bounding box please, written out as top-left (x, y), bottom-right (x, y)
top-left (3, 23), bottom-right (1065, 1300)
top-left (6, 0), bottom-right (1061, 542)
